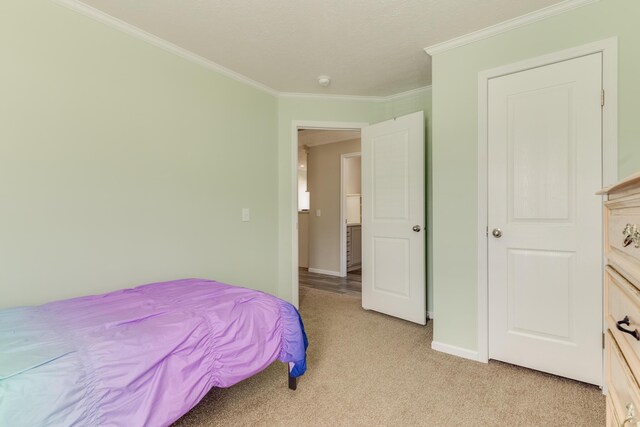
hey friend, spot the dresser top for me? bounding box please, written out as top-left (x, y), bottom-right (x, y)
top-left (598, 171), bottom-right (640, 196)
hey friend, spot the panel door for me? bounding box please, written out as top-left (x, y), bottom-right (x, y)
top-left (362, 111), bottom-right (425, 325)
top-left (488, 53), bottom-right (603, 385)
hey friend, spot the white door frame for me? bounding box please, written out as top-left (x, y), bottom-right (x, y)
top-left (476, 38), bottom-right (618, 363)
top-left (340, 152), bottom-right (362, 277)
top-left (291, 121), bottom-right (368, 308)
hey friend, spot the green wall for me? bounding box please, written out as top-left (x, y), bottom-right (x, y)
top-left (1, 0), bottom-right (433, 312)
top-left (431, 0), bottom-right (640, 351)
top-left (276, 90), bottom-right (433, 311)
top-left (0, 0), bottom-right (279, 307)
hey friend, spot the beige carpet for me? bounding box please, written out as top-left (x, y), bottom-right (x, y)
top-left (174, 287), bottom-right (604, 426)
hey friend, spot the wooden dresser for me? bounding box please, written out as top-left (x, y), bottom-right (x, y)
top-left (602, 173), bottom-right (640, 427)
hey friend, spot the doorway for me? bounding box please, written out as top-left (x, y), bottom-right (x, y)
top-left (297, 129), bottom-right (362, 297)
top-left (291, 113), bottom-right (426, 325)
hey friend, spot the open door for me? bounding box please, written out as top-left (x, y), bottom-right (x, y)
top-left (361, 111), bottom-right (426, 325)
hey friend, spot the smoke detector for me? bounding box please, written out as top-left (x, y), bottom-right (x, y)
top-left (317, 75), bottom-right (331, 87)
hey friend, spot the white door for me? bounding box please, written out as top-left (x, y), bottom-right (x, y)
top-left (488, 53), bottom-right (603, 385)
top-left (362, 111), bottom-right (426, 325)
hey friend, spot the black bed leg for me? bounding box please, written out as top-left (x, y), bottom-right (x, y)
top-left (288, 370), bottom-right (297, 390)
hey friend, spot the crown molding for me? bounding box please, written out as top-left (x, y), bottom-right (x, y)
top-left (279, 85), bottom-right (432, 103)
top-left (52, 0), bottom-right (432, 100)
top-left (424, 0), bottom-right (600, 56)
top-left (52, 0), bottom-right (279, 96)
top-left (278, 92), bottom-right (384, 103)
top-left (383, 85), bottom-right (433, 102)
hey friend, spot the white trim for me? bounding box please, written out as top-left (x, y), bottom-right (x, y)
top-left (279, 86), bottom-right (432, 103)
top-left (424, 0), bottom-right (600, 56)
top-left (478, 76), bottom-right (489, 364)
top-left (280, 92), bottom-right (388, 103)
top-left (476, 38), bottom-right (618, 363)
top-left (431, 341), bottom-right (480, 362)
top-left (52, 0), bottom-right (278, 96)
top-left (427, 311), bottom-right (434, 320)
top-left (340, 152), bottom-right (362, 278)
top-left (307, 268), bottom-right (343, 277)
top-left (384, 86), bottom-right (433, 102)
top-left (292, 121), bottom-right (368, 309)
top-left (294, 122), bottom-right (368, 132)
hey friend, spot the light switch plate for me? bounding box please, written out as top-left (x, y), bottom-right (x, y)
top-left (242, 208), bottom-right (250, 222)
top-left (316, 209), bottom-right (321, 217)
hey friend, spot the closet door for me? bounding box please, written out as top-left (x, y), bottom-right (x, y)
top-left (487, 53), bottom-right (603, 385)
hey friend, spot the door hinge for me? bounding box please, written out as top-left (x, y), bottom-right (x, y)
top-left (603, 332), bottom-right (605, 349)
top-left (601, 89), bottom-right (605, 107)
top-left (486, 226), bottom-right (489, 237)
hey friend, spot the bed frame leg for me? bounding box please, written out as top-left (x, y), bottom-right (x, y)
top-left (288, 367), bottom-right (297, 391)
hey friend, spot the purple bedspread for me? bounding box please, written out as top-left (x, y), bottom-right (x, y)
top-left (0, 279), bottom-right (308, 426)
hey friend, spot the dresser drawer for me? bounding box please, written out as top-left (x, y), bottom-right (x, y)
top-left (606, 200), bottom-right (640, 289)
top-left (607, 395), bottom-right (621, 427)
top-left (607, 332), bottom-right (640, 426)
top-left (606, 266), bottom-right (640, 380)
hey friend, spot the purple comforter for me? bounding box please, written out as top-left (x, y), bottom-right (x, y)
top-left (0, 279), bottom-right (308, 426)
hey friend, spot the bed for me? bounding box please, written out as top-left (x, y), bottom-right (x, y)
top-left (0, 279), bottom-right (308, 426)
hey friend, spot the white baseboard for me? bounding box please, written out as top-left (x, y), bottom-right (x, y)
top-left (431, 341), bottom-right (480, 362)
top-left (347, 264), bottom-right (361, 272)
top-left (427, 311), bottom-right (434, 319)
top-left (308, 268), bottom-right (343, 277)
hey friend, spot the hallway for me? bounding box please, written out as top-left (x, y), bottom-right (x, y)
top-left (298, 268), bottom-right (361, 296)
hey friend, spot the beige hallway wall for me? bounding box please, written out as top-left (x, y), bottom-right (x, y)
top-left (344, 156), bottom-right (361, 195)
top-left (307, 138), bottom-right (361, 274)
top-left (298, 212), bottom-right (309, 268)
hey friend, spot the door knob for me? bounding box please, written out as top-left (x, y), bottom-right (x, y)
top-left (412, 225), bottom-right (421, 232)
top-left (492, 228), bottom-right (503, 238)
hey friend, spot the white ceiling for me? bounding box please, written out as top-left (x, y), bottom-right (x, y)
top-left (77, 0), bottom-right (565, 96)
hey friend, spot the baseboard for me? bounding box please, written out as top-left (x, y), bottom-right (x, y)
top-left (308, 268), bottom-right (343, 277)
top-left (427, 311), bottom-right (434, 320)
top-left (347, 263), bottom-right (361, 272)
top-left (431, 341), bottom-right (479, 362)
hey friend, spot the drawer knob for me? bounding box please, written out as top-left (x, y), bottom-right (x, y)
top-left (623, 223), bottom-right (640, 248)
top-left (623, 403), bottom-right (636, 426)
top-left (617, 316), bottom-right (640, 341)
